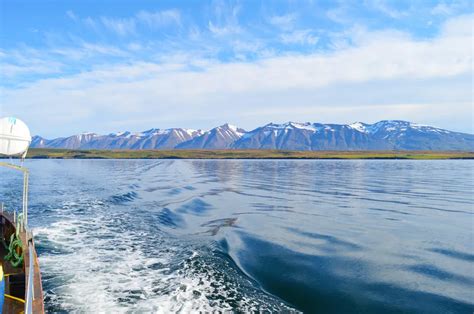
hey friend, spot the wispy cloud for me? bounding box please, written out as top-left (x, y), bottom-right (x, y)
top-left (67, 9), bottom-right (182, 36)
top-left (208, 1), bottom-right (242, 36)
top-left (66, 10), bottom-right (78, 21)
top-left (0, 48), bottom-right (64, 79)
top-left (268, 13), bottom-right (297, 30)
top-left (366, 0), bottom-right (408, 19)
top-left (208, 21), bottom-right (241, 36)
top-left (100, 16), bottom-right (136, 36)
top-left (3, 15), bottom-right (472, 135)
top-left (326, 3), bottom-right (353, 24)
top-left (0, 62), bottom-right (63, 78)
top-left (0, 41), bottom-right (129, 83)
top-left (136, 10), bottom-right (181, 28)
top-left (281, 29), bottom-right (318, 45)
top-left (430, 1), bottom-right (468, 16)
top-left (51, 42), bottom-right (128, 60)
top-left (83, 16), bottom-right (99, 30)
top-left (3, 2), bottom-right (474, 135)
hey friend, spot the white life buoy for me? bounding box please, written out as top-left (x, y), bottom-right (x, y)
top-left (0, 117), bottom-right (32, 156)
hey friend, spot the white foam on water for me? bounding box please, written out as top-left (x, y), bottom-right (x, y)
top-left (35, 200), bottom-right (295, 312)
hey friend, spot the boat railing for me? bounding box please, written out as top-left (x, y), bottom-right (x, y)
top-left (1, 117), bottom-right (38, 313)
top-left (0, 161), bottom-right (30, 231)
top-left (0, 202), bottom-right (35, 313)
top-left (25, 241), bottom-right (35, 314)
top-left (1, 161), bottom-right (35, 313)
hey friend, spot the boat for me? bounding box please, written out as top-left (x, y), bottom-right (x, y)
top-left (0, 117), bottom-right (44, 313)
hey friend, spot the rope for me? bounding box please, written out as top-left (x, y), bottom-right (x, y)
top-left (5, 233), bottom-right (24, 267)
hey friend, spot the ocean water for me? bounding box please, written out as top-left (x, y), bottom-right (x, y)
top-left (0, 159), bottom-right (473, 313)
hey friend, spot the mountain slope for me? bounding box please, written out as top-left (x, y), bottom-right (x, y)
top-left (350, 120), bottom-right (474, 150)
top-left (234, 121), bottom-right (473, 150)
top-left (31, 133), bottom-right (100, 149)
top-left (33, 128), bottom-right (203, 150)
top-left (233, 122), bottom-right (386, 150)
top-left (31, 121), bottom-right (474, 151)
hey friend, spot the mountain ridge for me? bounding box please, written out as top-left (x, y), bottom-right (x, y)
top-left (31, 120), bottom-right (474, 151)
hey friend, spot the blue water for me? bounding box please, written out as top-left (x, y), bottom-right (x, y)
top-left (1, 159), bottom-right (473, 313)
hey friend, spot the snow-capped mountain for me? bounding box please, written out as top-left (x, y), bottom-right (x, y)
top-left (234, 121), bottom-right (382, 150)
top-left (32, 128), bottom-right (204, 150)
top-left (177, 124), bottom-right (246, 149)
top-left (31, 121), bottom-right (473, 151)
top-left (346, 120), bottom-right (473, 150)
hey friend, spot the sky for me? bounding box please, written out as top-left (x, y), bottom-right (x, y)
top-left (0, 0), bottom-right (472, 138)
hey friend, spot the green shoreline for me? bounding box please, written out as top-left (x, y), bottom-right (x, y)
top-left (13, 148), bottom-right (474, 160)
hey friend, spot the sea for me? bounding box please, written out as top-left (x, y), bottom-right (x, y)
top-left (1, 159), bottom-right (473, 313)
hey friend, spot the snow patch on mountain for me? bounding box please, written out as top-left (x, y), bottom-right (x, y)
top-left (184, 129), bottom-right (204, 137)
top-left (349, 122), bottom-right (368, 133)
top-left (265, 122), bottom-right (318, 131)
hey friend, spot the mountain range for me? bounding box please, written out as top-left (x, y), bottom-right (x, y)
top-left (31, 120), bottom-right (474, 151)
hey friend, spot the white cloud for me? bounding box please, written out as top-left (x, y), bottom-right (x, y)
top-left (2, 15), bottom-right (473, 136)
top-left (208, 1), bottom-right (242, 36)
top-left (127, 42), bottom-right (143, 51)
top-left (83, 16), bottom-right (98, 30)
top-left (0, 48), bottom-right (65, 78)
top-left (66, 10), bottom-right (78, 21)
top-left (69, 9), bottom-right (182, 36)
top-left (1, 42), bottom-right (128, 72)
top-left (100, 16), bottom-right (136, 36)
top-left (208, 21), bottom-right (241, 36)
top-left (441, 14), bottom-right (473, 36)
top-left (431, 3), bottom-right (453, 15)
top-left (430, 1), bottom-right (469, 16)
top-left (136, 10), bottom-right (181, 28)
top-left (80, 42), bottom-right (128, 56)
top-left (268, 13), bottom-right (297, 30)
top-left (49, 42), bottom-right (128, 60)
top-left (281, 29), bottom-right (319, 45)
top-left (366, 0), bottom-right (408, 19)
top-left (0, 62), bottom-right (63, 77)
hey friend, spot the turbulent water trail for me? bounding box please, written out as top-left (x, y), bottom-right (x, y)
top-left (34, 191), bottom-right (292, 312)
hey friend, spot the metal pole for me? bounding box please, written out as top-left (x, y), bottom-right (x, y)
top-left (25, 243), bottom-right (34, 313)
top-left (23, 171), bottom-right (29, 229)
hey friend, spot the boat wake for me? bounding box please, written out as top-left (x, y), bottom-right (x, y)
top-left (34, 198), bottom-right (294, 312)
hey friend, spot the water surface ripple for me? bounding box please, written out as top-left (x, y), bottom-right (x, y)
top-left (0, 160), bottom-right (473, 313)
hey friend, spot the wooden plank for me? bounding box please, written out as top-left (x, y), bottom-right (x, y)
top-left (31, 240), bottom-right (44, 313)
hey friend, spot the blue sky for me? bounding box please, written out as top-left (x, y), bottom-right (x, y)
top-left (0, 0), bottom-right (472, 137)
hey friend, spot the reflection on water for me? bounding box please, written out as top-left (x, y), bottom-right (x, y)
top-left (1, 159), bottom-right (473, 313)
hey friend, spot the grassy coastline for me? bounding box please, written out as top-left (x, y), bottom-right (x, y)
top-left (16, 148), bottom-right (474, 160)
